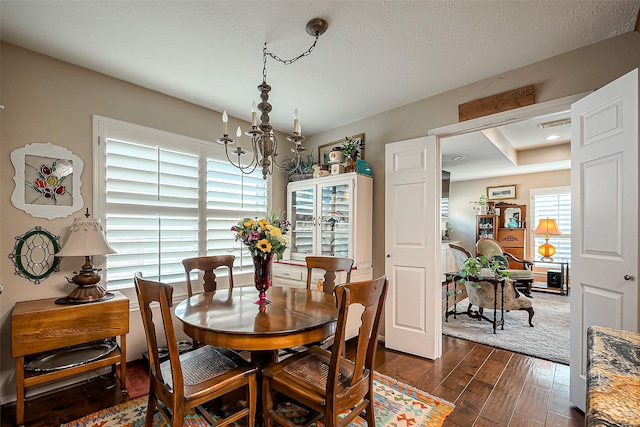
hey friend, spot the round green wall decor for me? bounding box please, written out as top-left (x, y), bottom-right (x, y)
top-left (9, 226), bottom-right (61, 284)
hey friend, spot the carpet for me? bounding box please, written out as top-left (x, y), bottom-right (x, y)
top-left (442, 291), bottom-right (570, 364)
top-left (61, 371), bottom-right (454, 427)
top-left (116, 360), bottom-right (150, 399)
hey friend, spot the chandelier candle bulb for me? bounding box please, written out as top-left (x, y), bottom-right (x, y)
top-left (293, 108), bottom-right (300, 134)
top-left (222, 110), bottom-right (229, 135)
top-left (251, 101), bottom-right (257, 127)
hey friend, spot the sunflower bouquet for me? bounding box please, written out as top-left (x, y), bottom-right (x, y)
top-left (231, 212), bottom-right (291, 260)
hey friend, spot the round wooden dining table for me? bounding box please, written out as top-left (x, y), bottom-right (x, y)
top-left (173, 285), bottom-right (339, 369)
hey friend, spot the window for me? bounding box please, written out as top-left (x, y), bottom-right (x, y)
top-left (94, 116), bottom-right (268, 289)
top-left (530, 186), bottom-right (571, 265)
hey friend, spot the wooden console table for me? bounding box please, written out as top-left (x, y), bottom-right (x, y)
top-left (11, 291), bottom-right (129, 426)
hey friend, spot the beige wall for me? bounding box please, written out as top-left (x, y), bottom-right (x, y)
top-left (448, 169), bottom-right (571, 255)
top-left (0, 42), bottom-right (288, 401)
top-left (2, 31), bottom-right (640, 402)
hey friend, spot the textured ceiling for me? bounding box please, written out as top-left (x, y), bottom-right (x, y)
top-left (2, 0), bottom-right (638, 138)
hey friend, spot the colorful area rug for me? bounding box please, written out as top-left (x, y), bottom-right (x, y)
top-left (61, 371), bottom-right (454, 426)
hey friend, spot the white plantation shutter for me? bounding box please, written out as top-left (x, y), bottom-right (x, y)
top-left (206, 158), bottom-right (267, 273)
top-left (94, 116), bottom-right (268, 289)
top-left (530, 187), bottom-right (571, 265)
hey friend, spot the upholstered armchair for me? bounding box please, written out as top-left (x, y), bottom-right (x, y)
top-left (476, 238), bottom-right (534, 297)
top-left (464, 278), bottom-right (535, 327)
top-left (449, 244), bottom-right (473, 271)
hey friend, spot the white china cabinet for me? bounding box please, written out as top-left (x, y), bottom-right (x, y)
top-left (273, 172), bottom-right (373, 289)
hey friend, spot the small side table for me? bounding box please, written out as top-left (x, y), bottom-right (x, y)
top-left (445, 273), bottom-right (505, 334)
top-left (444, 272), bottom-right (464, 321)
top-left (11, 291), bottom-right (129, 426)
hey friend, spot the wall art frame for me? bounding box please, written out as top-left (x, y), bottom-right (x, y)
top-left (11, 142), bottom-right (84, 219)
top-left (487, 184), bottom-right (517, 200)
top-left (9, 226), bottom-right (61, 284)
top-left (318, 133), bottom-right (365, 165)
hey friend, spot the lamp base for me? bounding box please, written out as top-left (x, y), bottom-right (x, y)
top-left (67, 283), bottom-right (107, 302)
top-left (64, 268), bottom-right (107, 303)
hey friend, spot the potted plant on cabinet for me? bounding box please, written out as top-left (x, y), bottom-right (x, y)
top-left (341, 137), bottom-right (360, 172)
top-left (469, 194), bottom-right (490, 214)
top-left (284, 154), bottom-right (316, 182)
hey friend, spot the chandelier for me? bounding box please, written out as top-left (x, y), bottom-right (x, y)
top-left (217, 18), bottom-right (329, 179)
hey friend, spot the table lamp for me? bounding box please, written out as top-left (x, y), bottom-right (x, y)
top-left (533, 218), bottom-right (562, 261)
top-left (56, 210), bottom-right (116, 302)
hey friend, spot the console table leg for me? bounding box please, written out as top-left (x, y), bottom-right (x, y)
top-left (120, 334), bottom-right (127, 394)
top-left (16, 357), bottom-right (24, 426)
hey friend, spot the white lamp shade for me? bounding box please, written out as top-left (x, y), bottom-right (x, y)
top-left (56, 218), bottom-right (116, 257)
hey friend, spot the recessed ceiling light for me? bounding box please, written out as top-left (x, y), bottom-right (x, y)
top-left (546, 135), bottom-right (560, 141)
top-left (451, 156), bottom-right (465, 161)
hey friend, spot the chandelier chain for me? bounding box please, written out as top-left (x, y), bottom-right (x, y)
top-left (262, 35), bottom-right (320, 82)
top-left (218, 18), bottom-right (327, 180)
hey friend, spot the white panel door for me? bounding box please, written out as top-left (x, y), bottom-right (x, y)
top-left (569, 68), bottom-right (638, 411)
top-left (384, 136), bottom-right (441, 359)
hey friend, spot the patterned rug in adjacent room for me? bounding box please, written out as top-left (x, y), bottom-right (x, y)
top-left (442, 291), bottom-right (570, 364)
top-left (61, 371), bottom-right (454, 427)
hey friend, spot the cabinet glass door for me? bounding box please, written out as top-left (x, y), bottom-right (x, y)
top-left (319, 182), bottom-right (351, 257)
top-left (289, 185), bottom-right (316, 257)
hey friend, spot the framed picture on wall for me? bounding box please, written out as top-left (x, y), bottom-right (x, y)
top-left (487, 184), bottom-right (517, 200)
top-left (10, 142), bottom-right (84, 219)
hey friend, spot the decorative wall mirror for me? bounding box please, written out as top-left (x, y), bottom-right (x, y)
top-left (503, 207), bottom-right (522, 228)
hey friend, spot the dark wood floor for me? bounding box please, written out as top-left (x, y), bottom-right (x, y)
top-left (1, 336), bottom-right (584, 427)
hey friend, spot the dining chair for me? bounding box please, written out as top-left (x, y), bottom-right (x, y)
top-left (305, 256), bottom-right (354, 294)
top-left (182, 255), bottom-right (235, 297)
top-left (262, 275), bottom-right (388, 427)
top-left (303, 256), bottom-right (354, 352)
top-left (134, 274), bottom-right (257, 427)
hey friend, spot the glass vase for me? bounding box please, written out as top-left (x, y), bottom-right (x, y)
top-left (253, 252), bottom-right (274, 304)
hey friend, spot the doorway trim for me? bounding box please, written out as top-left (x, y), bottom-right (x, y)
top-left (428, 92), bottom-right (590, 139)
top-left (427, 91), bottom-right (590, 356)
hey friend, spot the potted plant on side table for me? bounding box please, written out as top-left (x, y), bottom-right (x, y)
top-left (453, 255), bottom-right (512, 331)
top-left (457, 254), bottom-right (510, 285)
